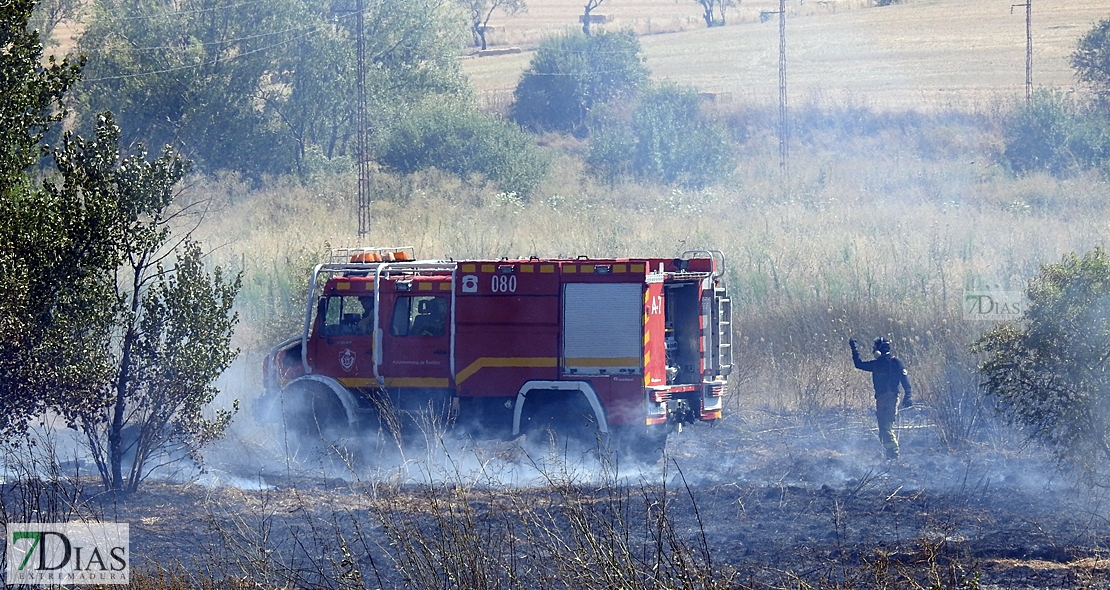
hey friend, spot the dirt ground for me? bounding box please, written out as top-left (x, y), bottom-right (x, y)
top-left (43, 405), bottom-right (1110, 589)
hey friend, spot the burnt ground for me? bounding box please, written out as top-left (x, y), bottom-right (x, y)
top-left (9, 407), bottom-right (1110, 589)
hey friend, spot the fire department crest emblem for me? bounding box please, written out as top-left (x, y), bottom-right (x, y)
top-left (339, 348), bottom-right (356, 372)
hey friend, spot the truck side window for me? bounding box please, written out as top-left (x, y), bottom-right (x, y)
top-left (390, 296), bottom-right (446, 337)
top-left (322, 295), bottom-right (373, 336)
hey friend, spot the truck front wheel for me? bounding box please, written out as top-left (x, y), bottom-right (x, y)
top-left (279, 383), bottom-right (351, 449)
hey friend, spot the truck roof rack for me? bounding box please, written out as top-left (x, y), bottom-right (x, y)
top-left (328, 246), bottom-right (416, 264)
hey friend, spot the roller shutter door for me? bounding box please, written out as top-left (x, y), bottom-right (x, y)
top-left (563, 283), bottom-right (642, 375)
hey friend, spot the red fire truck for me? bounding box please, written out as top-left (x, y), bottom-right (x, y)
top-left (260, 247), bottom-right (732, 460)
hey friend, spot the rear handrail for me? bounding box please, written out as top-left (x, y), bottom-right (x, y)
top-left (681, 249), bottom-right (726, 279)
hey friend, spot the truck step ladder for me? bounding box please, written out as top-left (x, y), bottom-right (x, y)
top-left (716, 289), bottom-right (733, 377)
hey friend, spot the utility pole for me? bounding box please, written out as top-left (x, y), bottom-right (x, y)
top-left (778, 0), bottom-right (788, 176)
top-left (332, 0), bottom-right (372, 239)
top-left (1011, 0), bottom-right (1032, 100)
top-left (355, 0), bottom-right (371, 238)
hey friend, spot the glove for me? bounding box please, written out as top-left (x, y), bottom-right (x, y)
top-left (849, 339), bottom-right (858, 352)
top-left (901, 394), bottom-right (913, 409)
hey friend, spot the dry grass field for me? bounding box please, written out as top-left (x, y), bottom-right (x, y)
top-left (464, 0), bottom-right (1110, 110)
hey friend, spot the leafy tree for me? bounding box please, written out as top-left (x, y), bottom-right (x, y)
top-left (306, 0), bottom-right (468, 163)
top-left (510, 30), bottom-right (647, 137)
top-left (45, 115), bottom-right (241, 493)
top-left (973, 248), bottom-right (1110, 480)
top-left (0, 0), bottom-right (86, 437)
top-left (74, 0), bottom-right (467, 180)
top-left (1073, 15), bottom-right (1110, 105)
top-left (0, 0), bottom-right (82, 186)
top-left (695, 0), bottom-right (734, 27)
top-left (379, 103), bottom-right (549, 197)
top-left (74, 0), bottom-right (307, 177)
top-left (1, 0), bottom-right (239, 492)
top-left (28, 0), bottom-right (83, 49)
top-left (586, 82), bottom-right (732, 188)
top-left (463, 0), bottom-right (525, 50)
top-left (1000, 89), bottom-right (1110, 177)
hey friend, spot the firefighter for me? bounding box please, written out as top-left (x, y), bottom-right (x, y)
top-left (357, 296), bottom-right (375, 334)
top-left (849, 337), bottom-right (913, 460)
top-left (411, 297), bottom-right (447, 336)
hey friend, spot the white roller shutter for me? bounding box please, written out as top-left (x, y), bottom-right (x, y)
top-left (563, 283), bottom-right (642, 375)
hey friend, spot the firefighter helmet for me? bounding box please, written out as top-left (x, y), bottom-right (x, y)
top-left (873, 337), bottom-right (892, 357)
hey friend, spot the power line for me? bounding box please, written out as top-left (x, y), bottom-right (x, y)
top-left (97, 0), bottom-right (276, 22)
top-left (78, 5), bottom-right (366, 82)
top-left (82, 16), bottom-right (351, 53)
top-left (81, 23), bottom-right (332, 82)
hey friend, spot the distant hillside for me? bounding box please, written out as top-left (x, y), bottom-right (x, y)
top-left (463, 0), bottom-right (1109, 110)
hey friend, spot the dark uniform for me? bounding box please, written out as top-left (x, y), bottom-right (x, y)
top-left (850, 337), bottom-right (912, 459)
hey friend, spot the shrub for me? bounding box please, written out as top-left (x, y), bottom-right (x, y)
top-left (582, 104), bottom-right (635, 181)
top-left (973, 248), bottom-right (1110, 481)
top-left (1000, 90), bottom-right (1110, 177)
top-left (586, 83), bottom-right (732, 188)
top-left (379, 104), bottom-right (549, 198)
top-left (510, 30), bottom-right (648, 137)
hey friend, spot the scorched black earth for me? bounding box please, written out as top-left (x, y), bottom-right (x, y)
top-left (17, 407), bottom-right (1110, 589)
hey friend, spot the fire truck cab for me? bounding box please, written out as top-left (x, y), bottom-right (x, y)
top-left (260, 247), bottom-right (732, 460)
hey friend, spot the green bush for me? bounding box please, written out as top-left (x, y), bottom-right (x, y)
top-left (586, 83), bottom-right (732, 188)
top-left (582, 104), bottom-right (635, 181)
top-left (973, 248), bottom-right (1110, 480)
top-left (379, 104), bottom-right (549, 198)
top-left (1001, 90), bottom-right (1110, 177)
top-left (510, 31), bottom-right (648, 137)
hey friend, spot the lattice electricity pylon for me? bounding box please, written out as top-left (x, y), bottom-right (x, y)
top-left (355, 0), bottom-right (370, 238)
top-left (1011, 0), bottom-right (1032, 101)
top-left (778, 0), bottom-right (788, 177)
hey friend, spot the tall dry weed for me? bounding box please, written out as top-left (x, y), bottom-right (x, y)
top-left (183, 104), bottom-right (1110, 444)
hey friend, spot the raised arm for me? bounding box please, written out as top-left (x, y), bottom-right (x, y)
top-left (850, 339), bottom-right (871, 371)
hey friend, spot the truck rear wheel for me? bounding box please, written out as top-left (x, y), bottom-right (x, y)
top-left (518, 390), bottom-right (605, 455)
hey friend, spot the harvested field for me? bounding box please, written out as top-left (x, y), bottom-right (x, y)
top-left (464, 0), bottom-right (1109, 110)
